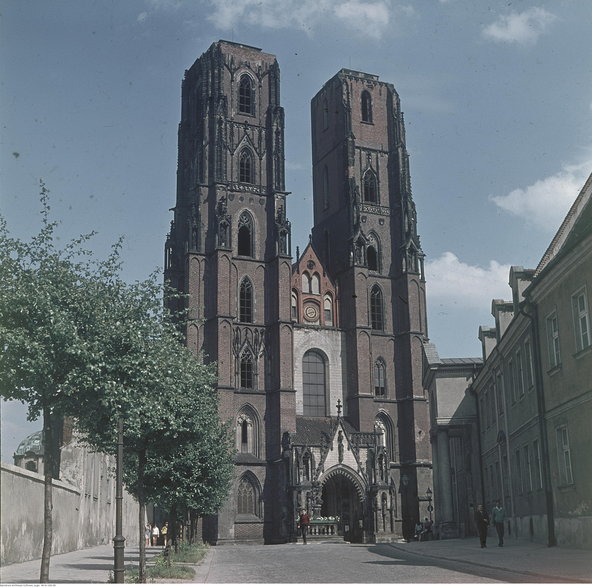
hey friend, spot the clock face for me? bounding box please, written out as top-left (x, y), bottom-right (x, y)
top-left (304, 304), bottom-right (319, 321)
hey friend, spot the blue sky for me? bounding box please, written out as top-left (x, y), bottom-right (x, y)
top-left (1, 0), bottom-right (591, 461)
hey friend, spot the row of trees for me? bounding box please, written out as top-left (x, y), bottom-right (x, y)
top-left (0, 185), bottom-right (233, 583)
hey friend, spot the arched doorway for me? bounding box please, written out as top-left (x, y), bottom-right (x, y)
top-left (321, 470), bottom-right (365, 543)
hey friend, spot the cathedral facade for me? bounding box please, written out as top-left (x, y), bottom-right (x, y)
top-left (165, 40), bottom-right (432, 544)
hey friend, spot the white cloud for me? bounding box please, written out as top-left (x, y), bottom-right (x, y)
top-left (137, 11), bottom-right (148, 23)
top-left (202, 0), bottom-right (398, 39)
top-left (490, 161), bottom-right (592, 232)
top-left (426, 252), bottom-right (511, 310)
top-left (482, 7), bottom-right (557, 46)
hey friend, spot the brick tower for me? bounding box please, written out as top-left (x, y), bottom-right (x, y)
top-left (165, 40), bottom-right (295, 543)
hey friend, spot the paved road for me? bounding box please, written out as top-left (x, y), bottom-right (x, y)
top-left (194, 541), bottom-right (502, 584)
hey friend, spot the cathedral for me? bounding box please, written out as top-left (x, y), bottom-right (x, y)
top-left (164, 40), bottom-right (432, 544)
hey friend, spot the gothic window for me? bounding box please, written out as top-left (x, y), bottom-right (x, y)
top-left (303, 451), bottom-right (312, 481)
top-left (363, 170), bottom-right (378, 203)
top-left (375, 414), bottom-right (395, 459)
top-left (370, 285), bottom-right (385, 331)
top-left (239, 278), bottom-right (253, 323)
top-left (238, 212), bottom-right (253, 256)
top-left (367, 245), bottom-right (378, 271)
top-left (236, 407), bottom-right (259, 455)
top-left (240, 349), bottom-right (254, 389)
top-left (301, 271), bottom-right (312, 293)
top-left (291, 290), bottom-right (298, 320)
top-left (311, 273), bottom-right (320, 294)
top-left (238, 74), bottom-right (254, 115)
top-left (239, 148), bottom-right (254, 184)
top-left (374, 359), bottom-right (386, 397)
top-left (237, 475), bottom-right (260, 516)
top-left (303, 350), bottom-right (327, 417)
top-left (322, 165), bottom-right (329, 209)
top-left (361, 90), bottom-right (373, 123)
top-left (324, 294), bottom-right (333, 326)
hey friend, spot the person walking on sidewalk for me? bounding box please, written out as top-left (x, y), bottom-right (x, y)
top-left (492, 500), bottom-right (505, 546)
top-left (298, 510), bottom-right (310, 544)
top-left (474, 504), bottom-right (490, 548)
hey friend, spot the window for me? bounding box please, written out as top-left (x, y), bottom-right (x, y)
top-left (311, 273), bottom-right (320, 294)
top-left (303, 350), bottom-right (326, 417)
top-left (523, 445), bottom-right (532, 493)
top-left (322, 98), bottom-right (329, 129)
top-left (495, 371), bottom-right (504, 414)
top-left (572, 288), bottom-right (590, 352)
top-left (238, 212), bottom-right (253, 256)
top-left (239, 148), bottom-right (254, 184)
top-left (302, 452), bottom-right (312, 481)
top-left (361, 90), bottom-right (372, 123)
top-left (515, 449), bottom-right (523, 494)
top-left (291, 291), bottom-right (298, 320)
top-left (484, 389), bottom-right (490, 428)
top-left (237, 408), bottom-right (258, 455)
top-left (515, 350), bottom-right (524, 398)
top-left (556, 425), bottom-right (574, 485)
top-left (524, 340), bottom-right (534, 390)
top-left (370, 285), bottom-right (384, 330)
top-left (363, 170), bottom-right (378, 203)
top-left (374, 359), bottom-right (386, 397)
top-left (324, 295), bottom-right (333, 326)
top-left (507, 359), bottom-right (516, 403)
top-left (546, 311), bottom-right (561, 368)
top-left (237, 475), bottom-right (260, 516)
top-left (239, 278), bottom-right (253, 323)
top-left (238, 75), bottom-right (254, 115)
top-left (375, 414), bottom-right (394, 458)
top-left (302, 272), bottom-right (311, 293)
top-left (240, 350), bottom-right (254, 389)
top-left (241, 420), bottom-right (249, 450)
top-left (367, 245), bottom-right (378, 271)
top-left (322, 166), bottom-right (329, 209)
top-left (533, 439), bottom-right (543, 490)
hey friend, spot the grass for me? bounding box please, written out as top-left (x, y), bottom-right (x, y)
top-left (121, 542), bottom-right (208, 583)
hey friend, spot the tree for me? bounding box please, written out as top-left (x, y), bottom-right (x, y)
top-left (0, 185), bottom-right (121, 582)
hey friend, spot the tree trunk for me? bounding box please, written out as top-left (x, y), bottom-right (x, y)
top-left (170, 503), bottom-right (178, 552)
top-left (40, 407), bottom-right (54, 583)
top-left (138, 448), bottom-right (147, 584)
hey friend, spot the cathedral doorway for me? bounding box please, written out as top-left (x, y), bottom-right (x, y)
top-left (321, 471), bottom-right (365, 543)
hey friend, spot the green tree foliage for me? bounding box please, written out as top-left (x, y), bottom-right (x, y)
top-left (0, 185), bottom-right (233, 583)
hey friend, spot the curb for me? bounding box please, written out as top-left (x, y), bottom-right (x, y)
top-left (385, 542), bottom-right (589, 584)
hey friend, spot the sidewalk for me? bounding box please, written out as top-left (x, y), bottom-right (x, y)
top-left (0, 544), bottom-right (163, 584)
top-left (387, 536), bottom-right (592, 583)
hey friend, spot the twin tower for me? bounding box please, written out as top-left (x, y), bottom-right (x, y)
top-left (165, 40), bottom-right (431, 544)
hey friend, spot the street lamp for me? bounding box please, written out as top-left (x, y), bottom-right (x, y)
top-left (426, 487), bottom-right (433, 521)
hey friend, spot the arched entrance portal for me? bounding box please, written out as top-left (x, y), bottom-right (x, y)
top-left (321, 471), bottom-right (365, 543)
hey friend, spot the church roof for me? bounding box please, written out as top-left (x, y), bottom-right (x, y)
top-left (14, 430), bottom-right (44, 457)
top-left (293, 417), bottom-right (356, 446)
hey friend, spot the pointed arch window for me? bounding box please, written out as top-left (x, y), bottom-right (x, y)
top-left (374, 359), bottom-right (386, 397)
top-left (240, 349), bottom-right (254, 389)
top-left (239, 278), bottom-right (253, 323)
top-left (370, 285), bottom-right (384, 331)
top-left (237, 475), bottom-right (260, 516)
top-left (291, 290), bottom-right (298, 320)
top-left (237, 408), bottom-right (259, 456)
top-left (324, 295), bottom-right (333, 326)
top-left (367, 245), bottom-right (378, 271)
top-left (238, 74), bottom-right (254, 115)
top-left (311, 273), bottom-right (320, 294)
top-left (375, 414), bottom-right (395, 459)
top-left (363, 170), bottom-right (378, 203)
top-left (239, 148), bottom-right (254, 184)
top-left (361, 90), bottom-right (373, 123)
top-left (303, 350), bottom-right (327, 417)
top-left (238, 212), bottom-right (253, 256)
top-left (302, 272), bottom-right (312, 294)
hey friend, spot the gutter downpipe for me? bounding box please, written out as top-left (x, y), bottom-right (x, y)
top-left (520, 302), bottom-right (556, 547)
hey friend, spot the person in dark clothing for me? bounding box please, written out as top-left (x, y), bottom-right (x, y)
top-left (474, 504), bottom-right (490, 548)
top-left (298, 510), bottom-right (310, 544)
top-left (492, 500), bottom-right (505, 546)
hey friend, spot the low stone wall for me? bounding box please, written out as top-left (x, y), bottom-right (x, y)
top-left (1, 462), bottom-right (139, 565)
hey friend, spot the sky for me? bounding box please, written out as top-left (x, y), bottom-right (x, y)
top-left (1, 0), bottom-right (591, 462)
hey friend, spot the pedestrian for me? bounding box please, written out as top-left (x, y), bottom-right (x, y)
top-left (298, 510), bottom-right (310, 544)
top-left (144, 523), bottom-right (151, 547)
top-left (422, 517), bottom-right (433, 540)
top-left (474, 504), bottom-right (490, 548)
top-left (151, 523), bottom-right (160, 546)
top-left (492, 500), bottom-right (505, 547)
top-left (161, 522), bottom-right (169, 547)
top-left (414, 521), bottom-right (423, 541)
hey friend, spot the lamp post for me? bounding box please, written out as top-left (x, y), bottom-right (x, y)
top-left (426, 487), bottom-right (433, 521)
top-left (113, 418), bottom-right (125, 584)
